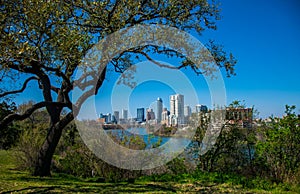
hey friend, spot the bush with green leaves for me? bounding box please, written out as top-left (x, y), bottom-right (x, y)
top-left (256, 105), bottom-right (300, 183)
top-left (15, 125), bottom-right (47, 171)
top-left (54, 126), bottom-right (145, 181)
top-left (0, 101), bottom-right (20, 150)
top-left (13, 107), bottom-right (49, 171)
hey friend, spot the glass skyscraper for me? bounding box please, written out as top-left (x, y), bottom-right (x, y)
top-left (156, 97), bottom-right (163, 123)
top-left (137, 108), bottom-right (145, 122)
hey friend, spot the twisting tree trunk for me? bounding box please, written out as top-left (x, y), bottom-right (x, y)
top-left (33, 112), bottom-right (74, 176)
top-left (33, 66), bottom-right (106, 176)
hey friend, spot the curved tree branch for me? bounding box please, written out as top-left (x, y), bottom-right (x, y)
top-left (73, 66), bottom-right (107, 116)
top-left (139, 51), bottom-right (178, 70)
top-left (0, 101), bottom-right (72, 128)
top-left (0, 76), bottom-right (39, 98)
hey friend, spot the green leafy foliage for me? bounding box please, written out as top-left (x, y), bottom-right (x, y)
top-left (256, 105), bottom-right (300, 183)
top-left (14, 124), bottom-right (47, 171)
top-left (166, 157), bottom-right (190, 175)
top-left (54, 125), bottom-right (144, 181)
top-left (13, 106), bottom-right (49, 171)
top-left (0, 101), bottom-right (20, 149)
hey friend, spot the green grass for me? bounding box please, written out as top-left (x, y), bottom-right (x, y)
top-left (0, 150), bottom-right (299, 193)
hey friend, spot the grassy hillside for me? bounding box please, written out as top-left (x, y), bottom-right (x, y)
top-left (0, 150), bottom-right (298, 193)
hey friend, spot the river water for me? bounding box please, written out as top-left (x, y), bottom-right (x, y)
top-left (105, 127), bottom-right (255, 159)
top-left (105, 127), bottom-right (191, 149)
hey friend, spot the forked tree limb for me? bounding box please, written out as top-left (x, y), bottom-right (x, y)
top-left (0, 76), bottom-right (39, 98)
top-left (0, 101), bottom-right (72, 128)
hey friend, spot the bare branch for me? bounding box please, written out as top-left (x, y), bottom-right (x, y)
top-left (0, 76), bottom-right (39, 98)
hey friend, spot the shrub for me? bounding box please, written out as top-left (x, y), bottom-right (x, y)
top-left (255, 105), bottom-right (300, 183)
top-left (0, 101), bottom-right (20, 150)
top-left (54, 127), bottom-right (145, 181)
top-left (14, 124), bottom-right (47, 171)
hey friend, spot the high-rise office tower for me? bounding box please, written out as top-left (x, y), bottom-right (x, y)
top-left (156, 98), bottom-right (163, 123)
top-left (122, 109), bottom-right (128, 120)
top-left (113, 111), bottom-right (119, 123)
top-left (137, 108), bottom-right (145, 122)
top-left (170, 94), bottom-right (184, 125)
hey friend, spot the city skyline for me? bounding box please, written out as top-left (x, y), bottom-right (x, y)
top-left (98, 93), bottom-right (209, 125)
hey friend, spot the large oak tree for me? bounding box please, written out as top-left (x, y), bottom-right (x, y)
top-left (0, 0), bottom-right (236, 176)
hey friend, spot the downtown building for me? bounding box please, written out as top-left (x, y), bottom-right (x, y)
top-left (195, 104), bottom-right (208, 113)
top-left (137, 108), bottom-right (145, 122)
top-left (169, 94), bottom-right (184, 126)
top-left (121, 109), bottom-right (128, 120)
top-left (113, 111), bottom-right (119, 123)
top-left (161, 108), bottom-right (170, 125)
top-left (146, 108), bottom-right (155, 121)
top-left (98, 113), bottom-right (112, 124)
top-left (225, 107), bottom-right (253, 128)
top-left (146, 108), bottom-right (156, 125)
top-left (118, 109), bottom-right (128, 124)
top-left (156, 97), bottom-right (163, 123)
top-left (184, 105), bottom-right (192, 123)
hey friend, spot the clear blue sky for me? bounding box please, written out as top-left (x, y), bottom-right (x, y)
top-left (211, 0), bottom-right (300, 118)
top-left (11, 0), bottom-right (300, 119)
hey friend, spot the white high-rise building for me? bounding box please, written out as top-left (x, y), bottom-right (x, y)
top-left (122, 109), bottom-right (128, 120)
top-left (156, 97), bottom-right (163, 123)
top-left (169, 94), bottom-right (184, 125)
